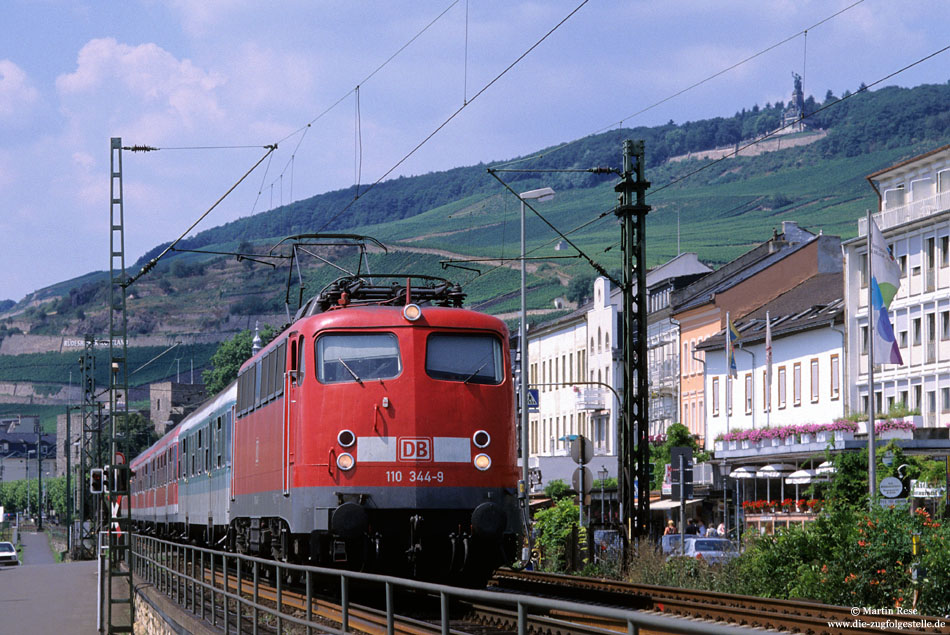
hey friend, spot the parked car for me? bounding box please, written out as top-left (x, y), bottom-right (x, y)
top-left (671, 538), bottom-right (739, 564)
top-left (0, 541), bottom-right (19, 566)
top-left (660, 534), bottom-right (695, 555)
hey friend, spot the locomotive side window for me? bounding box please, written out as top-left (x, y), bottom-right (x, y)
top-left (426, 334), bottom-right (503, 385)
top-left (316, 333), bottom-right (401, 384)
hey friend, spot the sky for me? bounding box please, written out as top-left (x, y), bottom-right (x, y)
top-left (1, 0), bottom-right (949, 302)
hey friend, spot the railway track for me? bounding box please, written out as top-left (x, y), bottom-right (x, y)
top-left (488, 569), bottom-right (946, 635)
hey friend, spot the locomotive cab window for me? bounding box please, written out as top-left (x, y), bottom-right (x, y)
top-left (426, 333), bottom-right (503, 385)
top-left (317, 333), bottom-right (401, 383)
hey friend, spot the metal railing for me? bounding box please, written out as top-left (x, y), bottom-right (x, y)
top-left (857, 190), bottom-right (950, 235)
top-left (131, 534), bottom-right (757, 635)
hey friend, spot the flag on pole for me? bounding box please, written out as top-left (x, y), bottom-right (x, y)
top-left (765, 311), bottom-right (772, 411)
top-left (726, 313), bottom-right (741, 378)
top-left (869, 219), bottom-right (903, 366)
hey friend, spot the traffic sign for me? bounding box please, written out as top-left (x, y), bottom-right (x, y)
top-left (526, 389), bottom-right (539, 413)
top-left (571, 436), bottom-right (593, 465)
top-left (573, 466), bottom-right (593, 495)
top-left (879, 476), bottom-right (903, 498)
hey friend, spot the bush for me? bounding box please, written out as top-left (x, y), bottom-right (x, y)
top-left (533, 497), bottom-right (579, 572)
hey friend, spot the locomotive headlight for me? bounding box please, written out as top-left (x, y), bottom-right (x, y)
top-left (474, 453), bottom-right (492, 471)
top-left (473, 430), bottom-right (491, 448)
top-left (337, 452), bottom-right (355, 471)
top-left (403, 303), bottom-right (422, 321)
top-left (337, 429), bottom-right (355, 448)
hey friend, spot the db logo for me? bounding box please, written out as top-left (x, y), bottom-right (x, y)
top-left (398, 437), bottom-right (431, 461)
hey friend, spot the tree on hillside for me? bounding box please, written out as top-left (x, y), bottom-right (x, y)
top-left (202, 326), bottom-right (276, 394)
top-left (566, 273), bottom-right (595, 306)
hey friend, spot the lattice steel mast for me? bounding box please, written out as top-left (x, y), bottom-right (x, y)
top-left (106, 137), bottom-right (134, 633)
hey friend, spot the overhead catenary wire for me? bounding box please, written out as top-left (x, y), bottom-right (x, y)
top-left (125, 144), bottom-right (277, 287)
top-left (462, 39), bottom-right (950, 287)
top-left (314, 0), bottom-right (590, 233)
top-left (492, 0), bottom-right (865, 171)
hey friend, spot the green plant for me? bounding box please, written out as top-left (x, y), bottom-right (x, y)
top-left (544, 479), bottom-right (570, 500)
top-left (533, 497), bottom-right (579, 572)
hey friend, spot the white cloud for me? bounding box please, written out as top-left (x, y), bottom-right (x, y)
top-left (56, 38), bottom-right (226, 135)
top-left (0, 59), bottom-right (40, 122)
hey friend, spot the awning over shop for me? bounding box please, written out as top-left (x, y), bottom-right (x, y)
top-left (651, 498), bottom-right (703, 510)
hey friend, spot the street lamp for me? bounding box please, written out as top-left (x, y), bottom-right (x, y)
top-left (519, 186), bottom-right (554, 562)
top-left (598, 465), bottom-right (609, 525)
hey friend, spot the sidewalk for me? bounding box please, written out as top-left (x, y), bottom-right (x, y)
top-left (0, 531), bottom-right (99, 633)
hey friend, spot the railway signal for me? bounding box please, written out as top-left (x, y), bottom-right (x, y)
top-left (90, 468), bottom-right (104, 494)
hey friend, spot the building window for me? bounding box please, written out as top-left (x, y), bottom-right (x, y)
top-left (860, 253), bottom-right (868, 288)
top-left (810, 358), bottom-right (819, 403)
top-left (778, 366), bottom-right (787, 409)
top-left (942, 236), bottom-right (949, 268)
top-left (762, 370), bottom-right (769, 412)
top-left (744, 373), bottom-right (753, 414)
top-left (830, 354), bottom-right (840, 400)
top-left (942, 312), bottom-right (950, 340)
top-left (726, 376), bottom-right (733, 415)
top-left (861, 326), bottom-right (869, 355)
top-left (913, 318), bottom-right (922, 346)
top-left (928, 391), bottom-right (937, 420)
top-left (712, 377), bottom-right (720, 416)
top-left (942, 387), bottom-right (950, 413)
top-left (900, 330), bottom-right (908, 348)
top-left (793, 362), bottom-right (802, 406)
top-left (899, 255), bottom-right (908, 278)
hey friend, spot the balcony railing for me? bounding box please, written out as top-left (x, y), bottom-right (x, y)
top-left (576, 388), bottom-right (607, 410)
top-left (858, 190), bottom-right (950, 235)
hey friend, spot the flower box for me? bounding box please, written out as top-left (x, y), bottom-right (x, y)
top-left (816, 431), bottom-right (831, 443)
top-left (769, 437), bottom-right (782, 448)
top-left (799, 433), bottom-right (813, 444)
top-left (834, 431), bottom-right (854, 442)
top-left (740, 440), bottom-right (753, 450)
top-left (879, 428), bottom-right (913, 440)
top-left (714, 441), bottom-right (724, 452)
top-left (784, 435), bottom-right (796, 446)
top-left (728, 440), bottom-right (738, 451)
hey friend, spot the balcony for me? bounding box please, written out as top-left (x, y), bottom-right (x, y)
top-left (858, 190), bottom-right (950, 235)
top-left (576, 388), bottom-right (607, 411)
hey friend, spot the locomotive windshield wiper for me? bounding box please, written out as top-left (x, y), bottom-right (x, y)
top-left (338, 358), bottom-right (363, 384)
top-left (462, 361), bottom-right (489, 384)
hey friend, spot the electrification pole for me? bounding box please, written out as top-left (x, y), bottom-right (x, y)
top-left (614, 140), bottom-right (651, 550)
top-left (107, 136), bottom-right (134, 633)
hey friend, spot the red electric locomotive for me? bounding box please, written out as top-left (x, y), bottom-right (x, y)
top-left (228, 275), bottom-right (521, 579)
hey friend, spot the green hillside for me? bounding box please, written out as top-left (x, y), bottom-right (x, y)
top-left (2, 81), bottom-right (950, 404)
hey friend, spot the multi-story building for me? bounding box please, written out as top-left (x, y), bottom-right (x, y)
top-left (699, 273), bottom-right (845, 448)
top-left (672, 222), bottom-right (842, 442)
top-left (525, 254), bottom-right (709, 489)
top-left (844, 145), bottom-right (950, 424)
top-left (149, 381), bottom-right (206, 435)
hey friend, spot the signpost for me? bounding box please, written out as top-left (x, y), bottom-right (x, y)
top-left (671, 447), bottom-right (693, 552)
top-left (571, 436), bottom-right (593, 526)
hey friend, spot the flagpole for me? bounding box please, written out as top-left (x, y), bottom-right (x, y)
top-left (765, 311), bottom-right (772, 429)
top-left (867, 209), bottom-right (877, 506)
top-left (726, 311), bottom-right (732, 434)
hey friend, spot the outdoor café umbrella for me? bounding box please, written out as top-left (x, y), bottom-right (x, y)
top-left (786, 468), bottom-right (830, 503)
top-left (757, 464), bottom-right (797, 502)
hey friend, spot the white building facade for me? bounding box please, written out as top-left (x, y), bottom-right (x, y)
top-left (704, 312), bottom-right (845, 448)
top-left (844, 145), bottom-right (950, 425)
top-left (525, 254), bottom-right (711, 489)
